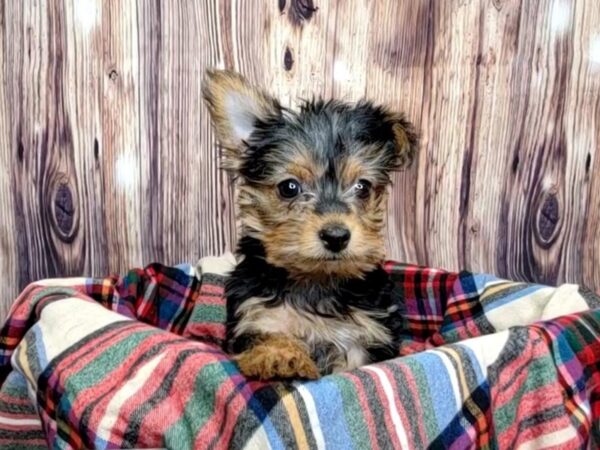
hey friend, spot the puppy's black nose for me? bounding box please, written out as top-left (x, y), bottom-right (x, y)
top-left (319, 225), bottom-right (351, 252)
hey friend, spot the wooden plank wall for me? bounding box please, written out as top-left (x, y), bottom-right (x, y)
top-left (1, 0), bottom-right (599, 319)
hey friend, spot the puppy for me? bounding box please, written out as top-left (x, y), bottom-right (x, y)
top-left (202, 70), bottom-right (417, 380)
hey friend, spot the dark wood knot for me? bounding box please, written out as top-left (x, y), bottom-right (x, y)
top-left (491, 0), bottom-right (503, 12)
top-left (94, 138), bottom-right (99, 160)
top-left (17, 138), bottom-right (24, 162)
top-left (535, 193), bottom-right (560, 248)
top-left (284, 47), bottom-right (294, 71)
top-left (511, 153), bottom-right (519, 173)
top-left (51, 181), bottom-right (78, 243)
top-left (289, 0), bottom-right (317, 26)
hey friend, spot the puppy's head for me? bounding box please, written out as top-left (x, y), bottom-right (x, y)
top-left (203, 70), bottom-right (418, 279)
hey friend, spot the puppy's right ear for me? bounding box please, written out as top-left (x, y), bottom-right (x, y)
top-left (202, 70), bottom-right (281, 169)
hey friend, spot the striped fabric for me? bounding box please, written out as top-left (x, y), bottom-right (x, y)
top-left (0, 254), bottom-right (599, 449)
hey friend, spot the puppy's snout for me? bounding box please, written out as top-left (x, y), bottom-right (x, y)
top-left (319, 224), bottom-right (351, 252)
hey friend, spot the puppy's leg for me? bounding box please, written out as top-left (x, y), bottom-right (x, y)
top-left (235, 333), bottom-right (320, 380)
top-left (330, 345), bottom-right (370, 373)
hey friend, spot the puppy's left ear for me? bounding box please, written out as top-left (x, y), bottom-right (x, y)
top-left (388, 114), bottom-right (419, 168)
top-left (202, 69), bottom-right (281, 169)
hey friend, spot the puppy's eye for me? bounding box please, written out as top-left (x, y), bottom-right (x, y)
top-left (278, 179), bottom-right (302, 199)
top-left (353, 180), bottom-right (372, 199)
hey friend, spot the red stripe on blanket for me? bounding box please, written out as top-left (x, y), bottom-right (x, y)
top-left (365, 368), bottom-right (403, 450)
top-left (493, 332), bottom-right (577, 448)
top-left (183, 322), bottom-right (226, 341)
top-left (194, 374), bottom-right (254, 448)
top-left (0, 438), bottom-right (47, 445)
top-left (103, 341), bottom-right (231, 447)
top-left (199, 283), bottom-right (226, 296)
top-left (346, 372), bottom-right (382, 450)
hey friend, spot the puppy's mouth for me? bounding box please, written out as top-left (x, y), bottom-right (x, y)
top-left (321, 256), bottom-right (342, 262)
top-left (316, 252), bottom-right (348, 262)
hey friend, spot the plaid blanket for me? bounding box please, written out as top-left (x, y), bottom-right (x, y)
top-left (1, 254), bottom-right (599, 449)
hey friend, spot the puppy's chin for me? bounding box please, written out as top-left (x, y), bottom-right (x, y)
top-left (265, 251), bottom-right (383, 281)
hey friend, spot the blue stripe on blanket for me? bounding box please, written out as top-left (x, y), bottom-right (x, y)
top-left (471, 273), bottom-right (504, 291)
top-left (418, 352), bottom-right (459, 429)
top-left (175, 263), bottom-right (196, 276)
top-left (483, 284), bottom-right (547, 311)
top-left (219, 361), bottom-right (288, 450)
top-left (301, 378), bottom-right (353, 448)
top-left (32, 325), bottom-right (49, 368)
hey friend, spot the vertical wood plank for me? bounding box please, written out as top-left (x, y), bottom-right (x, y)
top-left (329, 0), bottom-right (372, 101)
top-left (414, 1), bottom-right (482, 269)
top-left (101, 0), bottom-right (143, 273)
top-left (579, 2), bottom-right (600, 290)
top-left (456, 0), bottom-right (530, 277)
top-left (493, 0), bottom-right (599, 285)
top-left (1, 0), bottom-right (106, 319)
top-left (266, 0), bottom-right (335, 104)
top-left (5, 0), bottom-right (53, 294)
top-left (366, 0), bottom-right (432, 264)
top-left (63, 0), bottom-right (106, 277)
top-left (141, 0), bottom-right (235, 262)
top-left (0, 0), bottom-right (18, 319)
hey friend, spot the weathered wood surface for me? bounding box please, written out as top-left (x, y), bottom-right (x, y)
top-left (0, 0), bottom-right (599, 319)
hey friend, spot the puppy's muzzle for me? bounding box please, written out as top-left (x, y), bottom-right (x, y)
top-left (319, 224), bottom-right (351, 252)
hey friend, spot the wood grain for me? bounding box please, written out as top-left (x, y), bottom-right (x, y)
top-left (0, 0), bottom-right (599, 319)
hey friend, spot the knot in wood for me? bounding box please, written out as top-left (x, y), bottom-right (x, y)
top-left (535, 193), bottom-right (560, 248)
top-left (52, 181), bottom-right (78, 242)
top-left (284, 47), bottom-right (294, 71)
top-left (289, 0), bottom-right (317, 26)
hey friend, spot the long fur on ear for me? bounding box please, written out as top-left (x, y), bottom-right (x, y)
top-left (202, 70), bottom-right (281, 171)
top-left (389, 114), bottom-right (419, 168)
top-left (348, 100), bottom-right (419, 171)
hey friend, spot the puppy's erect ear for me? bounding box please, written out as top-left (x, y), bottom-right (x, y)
top-left (353, 101), bottom-right (419, 173)
top-left (388, 114), bottom-right (419, 168)
top-left (202, 69), bottom-right (281, 155)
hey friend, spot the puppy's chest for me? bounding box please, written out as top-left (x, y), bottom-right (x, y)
top-left (234, 297), bottom-right (392, 372)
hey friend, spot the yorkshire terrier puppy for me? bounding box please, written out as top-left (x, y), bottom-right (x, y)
top-left (202, 70), bottom-right (418, 380)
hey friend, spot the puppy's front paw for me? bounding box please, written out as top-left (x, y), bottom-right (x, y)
top-left (235, 334), bottom-right (320, 381)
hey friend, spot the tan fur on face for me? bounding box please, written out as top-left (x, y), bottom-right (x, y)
top-left (392, 120), bottom-right (418, 167)
top-left (235, 162), bottom-right (389, 280)
top-left (286, 157), bottom-right (319, 185)
top-left (263, 210), bottom-right (386, 279)
top-left (234, 298), bottom-right (392, 373)
top-left (202, 70), bottom-right (409, 281)
top-left (339, 156), bottom-right (366, 188)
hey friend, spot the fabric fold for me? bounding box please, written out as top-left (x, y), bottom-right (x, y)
top-left (0, 255), bottom-right (598, 449)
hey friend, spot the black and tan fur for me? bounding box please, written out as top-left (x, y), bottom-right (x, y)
top-left (202, 70), bottom-right (418, 380)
